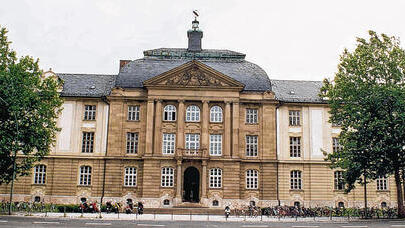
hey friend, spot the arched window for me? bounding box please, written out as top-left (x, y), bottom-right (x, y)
top-left (294, 201), bottom-right (301, 208)
top-left (161, 167), bottom-right (174, 187)
top-left (186, 105), bottom-right (200, 122)
top-left (34, 164), bottom-right (46, 185)
top-left (34, 196), bottom-right (41, 202)
top-left (163, 105), bottom-right (176, 121)
top-left (163, 199), bottom-right (170, 206)
top-left (290, 170), bottom-right (302, 190)
top-left (209, 168), bottom-right (222, 188)
top-left (246, 169), bottom-right (258, 189)
top-left (212, 200), bottom-right (219, 206)
top-left (381, 202), bottom-right (387, 208)
top-left (79, 166), bottom-right (92, 186)
top-left (210, 106), bottom-right (222, 122)
top-left (338, 202), bottom-right (345, 208)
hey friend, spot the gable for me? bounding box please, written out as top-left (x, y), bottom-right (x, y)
top-left (143, 60), bottom-right (245, 90)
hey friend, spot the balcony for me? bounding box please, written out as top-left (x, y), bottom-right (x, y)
top-left (177, 148), bottom-right (208, 160)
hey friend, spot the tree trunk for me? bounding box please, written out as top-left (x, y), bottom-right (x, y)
top-left (394, 169), bottom-right (405, 218)
top-left (364, 175), bottom-right (368, 218)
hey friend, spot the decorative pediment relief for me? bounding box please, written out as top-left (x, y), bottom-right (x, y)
top-left (143, 60), bottom-right (244, 90)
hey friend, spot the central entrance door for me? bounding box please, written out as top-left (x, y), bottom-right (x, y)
top-left (183, 166), bottom-right (200, 203)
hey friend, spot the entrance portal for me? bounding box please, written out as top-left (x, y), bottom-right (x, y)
top-left (183, 166), bottom-right (200, 202)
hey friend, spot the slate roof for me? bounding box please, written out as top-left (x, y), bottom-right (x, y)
top-left (270, 79), bottom-right (325, 103)
top-left (116, 48), bottom-right (271, 91)
top-left (57, 73), bottom-right (116, 97)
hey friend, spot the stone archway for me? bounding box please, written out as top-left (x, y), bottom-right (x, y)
top-left (183, 166), bottom-right (200, 202)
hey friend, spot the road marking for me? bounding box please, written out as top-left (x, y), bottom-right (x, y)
top-left (137, 225), bottom-right (165, 227)
top-left (241, 226), bottom-right (269, 228)
top-left (391, 225), bottom-right (405, 227)
top-left (33, 221), bottom-right (60, 224)
top-left (85, 223), bottom-right (111, 226)
top-left (292, 226), bottom-right (319, 228)
top-left (0, 221), bottom-right (8, 223)
top-left (341, 226), bottom-right (368, 228)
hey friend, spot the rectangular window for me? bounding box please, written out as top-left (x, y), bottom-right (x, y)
top-left (246, 135), bottom-right (258, 157)
top-left (161, 167), bottom-right (174, 187)
top-left (246, 109), bottom-right (258, 124)
top-left (289, 137), bottom-right (301, 157)
top-left (185, 134), bottom-right (200, 151)
top-left (334, 171), bottom-right (345, 190)
top-left (209, 134), bottom-right (222, 156)
top-left (84, 105), bottom-right (96, 120)
top-left (289, 110), bottom-right (300, 126)
top-left (209, 168), bottom-right (222, 188)
top-left (34, 165), bottom-right (46, 185)
top-left (162, 133), bottom-right (176, 154)
top-left (332, 137), bottom-right (343, 153)
top-left (79, 166), bottom-right (92, 186)
top-left (290, 170), bottom-right (302, 190)
top-left (246, 170), bottom-right (258, 189)
top-left (128, 105), bottom-right (140, 121)
top-left (126, 132), bottom-right (139, 154)
top-left (377, 176), bottom-right (388, 191)
top-left (82, 132), bottom-right (94, 153)
top-left (124, 167), bottom-right (137, 187)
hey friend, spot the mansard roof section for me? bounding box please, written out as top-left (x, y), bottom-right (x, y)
top-left (143, 48), bottom-right (246, 60)
top-left (117, 52), bottom-right (271, 91)
top-left (270, 79), bottom-right (326, 104)
top-left (57, 73), bottom-right (116, 97)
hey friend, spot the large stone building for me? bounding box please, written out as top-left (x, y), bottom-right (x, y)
top-left (0, 19), bottom-right (397, 209)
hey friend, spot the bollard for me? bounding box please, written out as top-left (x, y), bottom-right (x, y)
top-left (171, 211), bottom-right (173, 221)
top-left (154, 210), bottom-right (156, 220)
top-left (261, 213), bottom-right (263, 221)
top-left (189, 211), bottom-right (192, 221)
top-left (207, 211), bottom-right (209, 221)
top-left (64, 206), bottom-right (66, 217)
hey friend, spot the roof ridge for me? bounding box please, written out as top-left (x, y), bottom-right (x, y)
top-left (271, 79), bottom-right (322, 83)
top-left (57, 73), bottom-right (116, 76)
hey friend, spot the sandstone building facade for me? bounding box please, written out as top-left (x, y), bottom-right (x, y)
top-left (0, 19), bottom-right (397, 209)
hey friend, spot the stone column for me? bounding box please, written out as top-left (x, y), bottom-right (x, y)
top-left (224, 101), bottom-right (231, 157)
top-left (176, 159), bottom-right (182, 199)
top-left (232, 102), bottom-right (240, 158)
top-left (145, 99), bottom-right (155, 156)
top-left (201, 100), bottom-right (209, 157)
top-left (153, 100), bottom-right (162, 156)
top-left (176, 100), bottom-right (185, 156)
top-left (201, 160), bottom-right (207, 198)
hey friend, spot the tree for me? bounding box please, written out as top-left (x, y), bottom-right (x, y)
top-left (321, 31), bottom-right (405, 218)
top-left (0, 26), bottom-right (63, 184)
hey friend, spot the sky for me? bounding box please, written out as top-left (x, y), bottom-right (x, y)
top-left (1, 0), bottom-right (405, 81)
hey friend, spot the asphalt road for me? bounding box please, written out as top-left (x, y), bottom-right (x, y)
top-left (1, 216), bottom-right (405, 228)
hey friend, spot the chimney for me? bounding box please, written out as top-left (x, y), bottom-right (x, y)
top-left (119, 60), bottom-right (131, 72)
top-left (187, 19), bottom-right (203, 52)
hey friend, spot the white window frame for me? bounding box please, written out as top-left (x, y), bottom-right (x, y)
top-left (124, 167), bottom-right (137, 187)
top-left (210, 106), bottom-right (223, 123)
top-left (128, 105), bottom-right (140, 121)
top-left (332, 137), bottom-right (343, 153)
top-left (289, 110), bottom-right (300, 126)
top-left (377, 176), bottom-right (388, 191)
top-left (84, 105), bottom-right (96, 120)
top-left (79, 166), bottom-right (92, 186)
top-left (126, 132), bottom-right (139, 154)
top-left (334, 171), bottom-right (344, 190)
top-left (163, 105), bottom-right (176, 121)
top-left (209, 168), bottom-right (222, 188)
top-left (34, 165), bottom-right (46, 185)
top-left (246, 108), bottom-right (258, 124)
top-left (186, 105), bottom-right (200, 122)
top-left (82, 132), bottom-right (94, 153)
top-left (246, 169), bottom-right (258, 189)
top-left (246, 135), bottom-right (258, 157)
top-left (209, 134), bottom-right (222, 156)
top-left (185, 134), bottom-right (200, 151)
top-left (161, 167), bottom-right (174, 187)
top-left (290, 137), bottom-right (301, 157)
top-left (290, 170), bottom-right (302, 190)
top-left (162, 133), bottom-right (176, 155)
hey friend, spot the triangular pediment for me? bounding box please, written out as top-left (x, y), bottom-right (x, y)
top-left (143, 60), bottom-right (245, 90)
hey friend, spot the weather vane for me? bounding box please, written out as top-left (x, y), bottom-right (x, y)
top-left (193, 10), bottom-right (199, 20)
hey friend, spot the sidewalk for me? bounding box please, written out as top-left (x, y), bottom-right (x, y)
top-left (9, 212), bottom-right (358, 222)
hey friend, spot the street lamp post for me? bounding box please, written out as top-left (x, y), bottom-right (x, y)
top-left (0, 97), bottom-right (19, 215)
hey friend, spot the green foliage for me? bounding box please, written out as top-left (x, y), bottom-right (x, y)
top-left (320, 30), bottom-right (405, 217)
top-left (0, 26), bottom-right (63, 184)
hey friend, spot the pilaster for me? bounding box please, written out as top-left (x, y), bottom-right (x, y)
top-left (224, 101), bottom-right (231, 157)
top-left (202, 160), bottom-right (207, 198)
top-left (145, 99), bottom-right (155, 156)
top-left (232, 102), bottom-right (240, 158)
top-left (177, 100), bottom-right (185, 154)
top-left (201, 100), bottom-right (209, 156)
top-left (153, 99), bottom-right (162, 156)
